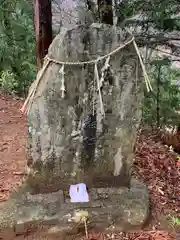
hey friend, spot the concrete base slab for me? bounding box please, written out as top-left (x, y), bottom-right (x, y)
top-left (0, 179), bottom-right (149, 238)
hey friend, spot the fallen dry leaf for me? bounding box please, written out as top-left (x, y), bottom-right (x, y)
top-left (0, 93), bottom-right (178, 240)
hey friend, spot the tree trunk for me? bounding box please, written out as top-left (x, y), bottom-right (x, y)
top-left (34, 0), bottom-right (52, 70)
top-left (98, 0), bottom-right (113, 25)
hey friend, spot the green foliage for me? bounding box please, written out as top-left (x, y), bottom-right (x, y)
top-left (142, 59), bottom-right (180, 128)
top-left (0, 0), bottom-right (180, 131)
top-left (169, 216), bottom-right (180, 228)
top-left (0, 70), bottom-right (18, 95)
top-left (0, 0), bottom-right (36, 96)
top-left (116, 0), bottom-right (180, 31)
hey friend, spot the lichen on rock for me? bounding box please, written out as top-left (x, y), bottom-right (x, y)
top-left (26, 23), bottom-right (143, 192)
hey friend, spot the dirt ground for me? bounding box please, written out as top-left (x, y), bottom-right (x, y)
top-left (0, 93), bottom-right (27, 202)
top-left (0, 92), bottom-right (179, 240)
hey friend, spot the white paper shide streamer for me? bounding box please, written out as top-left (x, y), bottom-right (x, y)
top-left (59, 64), bottom-right (65, 98)
top-left (94, 61), bottom-right (105, 116)
top-left (20, 35), bottom-right (152, 115)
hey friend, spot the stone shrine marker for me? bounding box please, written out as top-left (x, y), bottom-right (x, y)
top-left (26, 23), bottom-right (143, 190)
top-left (0, 23), bottom-right (149, 237)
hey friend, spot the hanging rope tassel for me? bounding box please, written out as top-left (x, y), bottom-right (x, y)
top-left (100, 56), bottom-right (110, 88)
top-left (20, 59), bottom-right (50, 115)
top-left (133, 39), bottom-right (153, 92)
top-left (92, 71), bottom-right (96, 116)
top-left (59, 64), bottom-right (65, 98)
top-left (20, 35), bottom-right (152, 116)
top-left (94, 62), bottom-right (105, 117)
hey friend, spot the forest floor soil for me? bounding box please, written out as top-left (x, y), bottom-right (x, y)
top-left (0, 92), bottom-right (179, 240)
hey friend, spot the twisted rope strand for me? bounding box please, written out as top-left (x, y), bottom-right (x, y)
top-left (46, 36), bottom-right (135, 65)
top-left (20, 36), bottom-right (152, 114)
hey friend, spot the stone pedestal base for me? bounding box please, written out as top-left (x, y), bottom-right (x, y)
top-left (0, 179), bottom-right (149, 239)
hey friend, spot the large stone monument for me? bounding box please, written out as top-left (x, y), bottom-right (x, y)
top-left (0, 23), bottom-right (149, 238)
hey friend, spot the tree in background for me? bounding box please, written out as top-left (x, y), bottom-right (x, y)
top-left (97, 0), bottom-right (113, 25)
top-left (0, 0), bottom-right (36, 96)
top-left (143, 59), bottom-right (180, 128)
top-left (0, 0), bottom-right (180, 131)
top-left (34, 0), bottom-right (52, 70)
top-left (111, 0), bottom-right (180, 129)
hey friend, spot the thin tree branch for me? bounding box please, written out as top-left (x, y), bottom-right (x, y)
top-left (123, 17), bottom-right (180, 26)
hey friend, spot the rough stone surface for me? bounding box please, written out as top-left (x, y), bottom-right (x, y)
top-left (52, 0), bottom-right (95, 33)
top-left (26, 23), bottom-right (143, 192)
top-left (3, 23), bottom-right (148, 235)
top-left (0, 179), bottom-right (149, 236)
